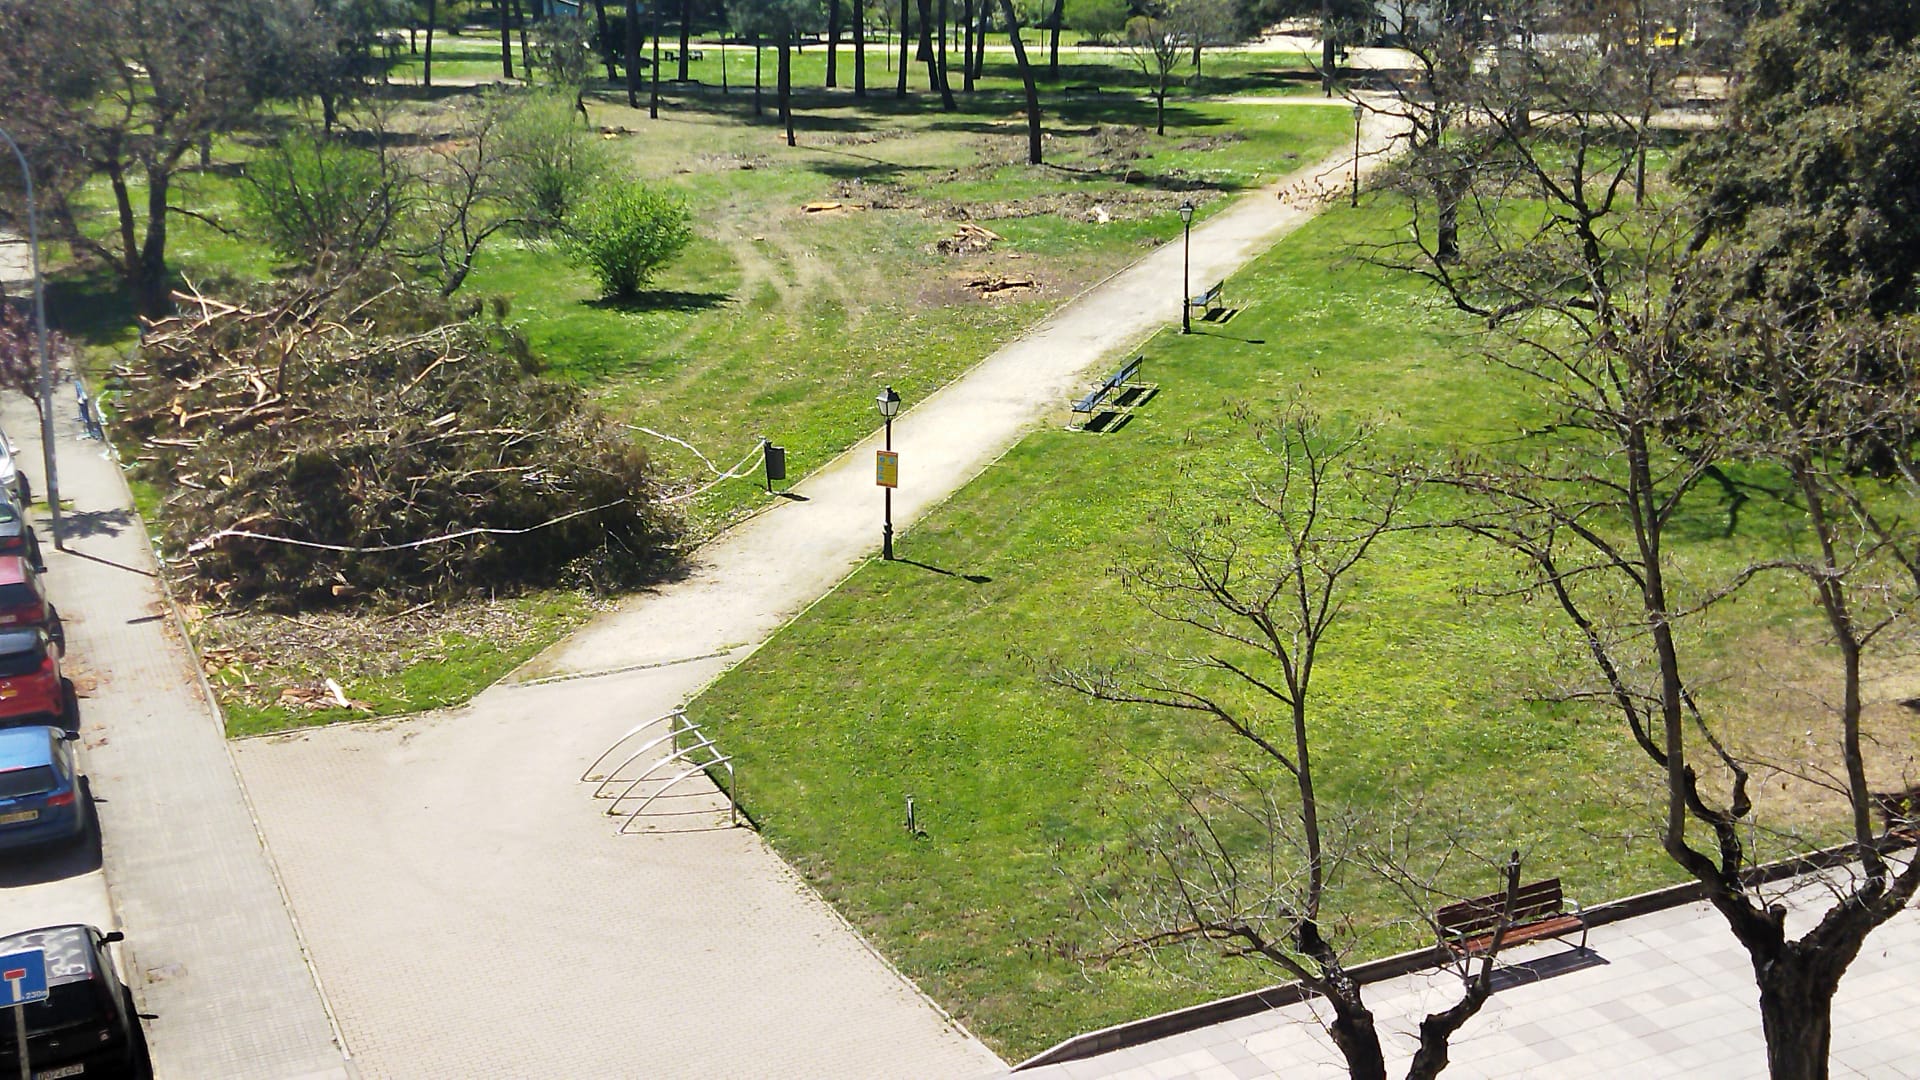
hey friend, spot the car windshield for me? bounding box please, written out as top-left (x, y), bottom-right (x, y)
top-left (0, 639), bottom-right (45, 677)
top-left (0, 765), bottom-right (53, 798)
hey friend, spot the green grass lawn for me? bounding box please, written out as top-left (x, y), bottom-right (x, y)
top-left (387, 31), bottom-right (1318, 100)
top-left (678, 196), bottom-right (1846, 1057)
top-left (47, 71), bottom-right (1350, 733)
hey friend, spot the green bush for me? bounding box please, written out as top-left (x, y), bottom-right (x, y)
top-left (501, 92), bottom-right (612, 233)
top-left (1064, 0), bottom-right (1130, 42)
top-left (560, 182), bottom-right (693, 300)
top-left (239, 135), bottom-right (399, 267)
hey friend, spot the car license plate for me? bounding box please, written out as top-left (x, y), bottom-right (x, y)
top-left (0, 809), bottom-right (38, 824)
top-left (36, 1064), bottom-right (85, 1079)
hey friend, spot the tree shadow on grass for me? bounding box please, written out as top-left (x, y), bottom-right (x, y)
top-left (584, 289), bottom-right (732, 314)
top-left (44, 269), bottom-right (138, 350)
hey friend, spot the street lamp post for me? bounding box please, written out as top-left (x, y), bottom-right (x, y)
top-left (0, 126), bottom-right (61, 550)
top-left (876, 385), bottom-right (900, 560)
top-left (1351, 102), bottom-right (1363, 208)
top-left (1178, 200), bottom-right (1195, 335)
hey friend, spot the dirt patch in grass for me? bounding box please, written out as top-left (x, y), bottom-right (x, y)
top-left (191, 590), bottom-right (610, 733)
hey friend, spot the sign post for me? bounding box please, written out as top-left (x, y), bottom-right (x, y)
top-left (1, 948), bottom-right (48, 1080)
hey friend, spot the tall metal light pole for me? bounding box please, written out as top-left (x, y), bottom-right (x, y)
top-left (0, 126), bottom-right (61, 550)
top-left (1178, 200), bottom-right (1195, 335)
top-left (876, 385), bottom-right (900, 560)
top-left (1351, 102), bottom-right (1363, 208)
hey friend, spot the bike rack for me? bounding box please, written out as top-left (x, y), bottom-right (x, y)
top-left (582, 708), bottom-right (740, 831)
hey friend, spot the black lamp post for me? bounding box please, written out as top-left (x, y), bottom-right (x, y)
top-left (876, 385), bottom-right (900, 560)
top-left (1352, 103), bottom-right (1363, 208)
top-left (1178, 200), bottom-right (1195, 334)
top-left (0, 126), bottom-right (60, 549)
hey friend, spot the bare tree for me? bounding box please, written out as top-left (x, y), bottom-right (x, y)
top-left (1123, 10), bottom-right (1186, 137)
top-left (1368, 7), bottom-right (1920, 1074)
top-left (1056, 414), bottom-right (1521, 1080)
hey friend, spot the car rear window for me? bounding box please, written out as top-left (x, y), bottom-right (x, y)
top-left (0, 981), bottom-right (110, 1047)
top-left (0, 583), bottom-right (38, 609)
top-left (0, 501), bottom-right (17, 524)
top-left (0, 639), bottom-right (45, 677)
top-left (0, 765), bottom-right (54, 798)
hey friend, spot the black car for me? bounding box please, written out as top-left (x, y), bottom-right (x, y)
top-left (0, 925), bottom-right (151, 1079)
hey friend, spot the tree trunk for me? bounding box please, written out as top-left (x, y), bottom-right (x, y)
top-left (1323, 996), bottom-right (1388, 1080)
top-left (826, 0), bottom-right (841, 86)
top-left (650, 5), bottom-right (660, 118)
top-left (779, 39), bottom-right (794, 145)
top-left (754, 36), bottom-right (763, 114)
top-left (425, 0), bottom-right (439, 88)
top-left (592, 0), bottom-right (617, 80)
top-left (1048, 0), bottom-right (1062, 78)
top-left (134, 164), bottom-right (173, 320)
top-left (1320, 0), bottom-right (1333, 95)
top-left (517, 0), bottom-right (532, 75)
top-left (936, 0), bottom-right (951, 100)
top-left (625, 0), bottom-right (641, 105)
top-left (961, 0), bottom-right (973, 92)
top-left (972, 0), bottom-right (988, 80)
top-left (499, 0), bottom-right (515, 78)
top-left (1755, 948), bottom-right (1844, 1080)
top-left (679, 0), bottom-right (692, 80)
top-left (998, 0), bottom-right (1040, 164)
top-left (916, 0), bottom-right (951, 106)
top-left (853, 0), bottom-right (866, 96)
top-left (897, 0), bottom-right (910, 96)
top-left (1154, 90), bottom-right (1164, 135)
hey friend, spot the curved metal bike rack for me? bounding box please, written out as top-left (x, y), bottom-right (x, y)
top-left (582, 708), bottom-right (740, 831)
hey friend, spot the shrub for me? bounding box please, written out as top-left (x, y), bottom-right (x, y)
top-left (560, 181), bottom-right (693, 300)
top-left (239, 135), bottom-right (400, 268)
top-left (1065, 0), bottom-right (1130, 42)
top-left (500, 92), bottom-right (612, 233)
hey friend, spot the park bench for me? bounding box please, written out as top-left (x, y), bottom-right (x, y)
top-left (662, 49), bottom-right (706, 62)
top-left (1873, 785), bottom-right (1920, 840)
top-left (1071, 354), bottom-right (1149, 430)
top-left (1187, 279), bottom-right (1225, 321)
top-left (1436, 877), bottom-right (1587, 957)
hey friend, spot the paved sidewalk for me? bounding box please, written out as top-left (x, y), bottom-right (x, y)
top-left (0, 272), bottom-right (348, 1077)
top-left (231, 116), bottom-right (1399, 1077)
top-left (1009, 871), bottom-right (1920, 1079)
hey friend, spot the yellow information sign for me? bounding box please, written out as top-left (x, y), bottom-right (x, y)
top-left (875, 450), bottom-right (899, 488)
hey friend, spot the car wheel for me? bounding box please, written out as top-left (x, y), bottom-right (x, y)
top-left (17, 476), bottom-right (29, 506)
top-left (60, 678), bottom-right (78, 731)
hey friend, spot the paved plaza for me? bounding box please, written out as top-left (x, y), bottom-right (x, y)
top-left (1011, 872), bottom-right (1920, 1080)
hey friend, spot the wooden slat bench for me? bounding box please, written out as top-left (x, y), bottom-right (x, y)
top-left (1436, 877), bottom-right (1587, 957)
top-left (1187, 279), bottom-right (1225, 321)
top-left (1873, 785), bottom-right (1920, 841)
top-left (1071, 354), bottom-right (1146, 429)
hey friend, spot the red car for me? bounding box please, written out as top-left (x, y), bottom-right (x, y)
top-left (0, 555), bottom-right (61, 649)
top-left (0, 629), bottom-right (67, 728)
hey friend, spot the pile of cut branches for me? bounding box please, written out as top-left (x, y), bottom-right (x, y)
top-left (118, 274), bottom-right (681, 609)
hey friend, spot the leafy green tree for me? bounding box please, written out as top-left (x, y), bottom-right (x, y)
top-left (1063, 0), bottom-right (1127, 42)
top-left (0, 0), bottom-right (341, 316)
top-left (500, 92), bottom-right (615, 230)
top-left (239, 133), bottom-right (404, 270)
top-left (560, 182), bottom-right (693, 300)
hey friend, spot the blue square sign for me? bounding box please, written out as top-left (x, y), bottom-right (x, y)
top-left (0, 949), bottom-right (48, 1006)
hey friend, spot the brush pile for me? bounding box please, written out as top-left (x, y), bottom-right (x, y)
top-left (118, 275), bottom-right (681, 610)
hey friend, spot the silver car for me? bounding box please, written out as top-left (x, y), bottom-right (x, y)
top-left (0, 436), bottom-right (30, 507)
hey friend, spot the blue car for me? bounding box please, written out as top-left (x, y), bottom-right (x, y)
top-left (0, 724), bottom-right (86, 851)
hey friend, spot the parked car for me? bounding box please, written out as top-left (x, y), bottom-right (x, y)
top-left (0, 629), bottom-right (66, 728)
top-left (0, 490), bottom-right (41, 572)
top-left (0, 555), bottom-right (61, 650)
top-left (0, 724), bottom-right (86, 851)
top-left (0, 435), bottom-right (29, 507)
top-left (0, 924), bottom-right (151, 1080)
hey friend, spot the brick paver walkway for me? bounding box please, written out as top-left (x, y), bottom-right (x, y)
top-left (231, 110), bottom-right (1400, 1077)
top-left (0, 278), bottom-right (348, 1077)
top-left (1010, 872), bottom-right (1920, 1079)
